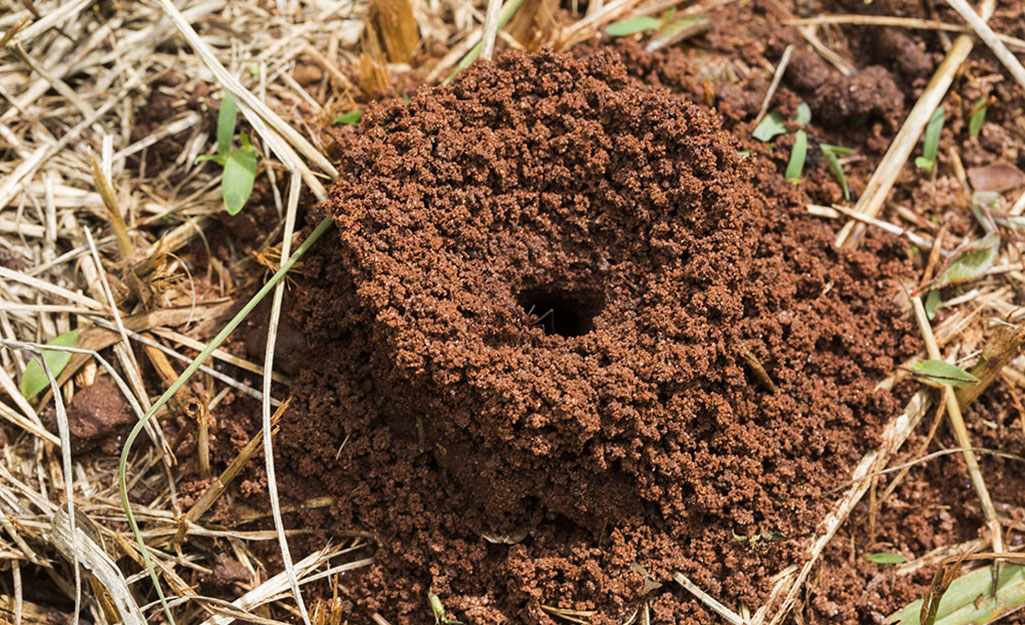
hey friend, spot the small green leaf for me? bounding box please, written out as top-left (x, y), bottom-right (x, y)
top-left (912, 359), bottom-right (978, 387)
top-left (606, 16), bottom-right (661, 36)
top-left (752, 112), bottom-right (787, 142)
top-left (865, 552), bottom-right (908, 564)
top-left (332, 109), bottom-right (364, 125)
top-left (925, 289), bottom-right (941, 320)
top-left (969, 96), bottom-right (988, 138)
top-left (785, 129), bottom-right (807, 183)
top-left (20, 330), bottom-right (80, 399)
top-left (222, 140), bottom-right (258, 215)
top-left (820, 143), bottom-right (854, 200)
top-left (217, 94), bottom-right (238, 157)
top-left (738, 150), bottom-right (751, 159)
top-left (929, 232), bottom-right (1000, 290)
top-left (795, 102), bottom-right (812, 127)
top-left (917, 106), bottom-right (945, 172)
top-left (428, 592), bottom-right (445, 624)
top-left (194, 153), bottom-right (226, 166)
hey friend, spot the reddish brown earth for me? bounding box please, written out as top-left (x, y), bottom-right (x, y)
top-left (181, 1), bottom-right (1025, 623)
top-left (266, 49), bottom-right (923, 625)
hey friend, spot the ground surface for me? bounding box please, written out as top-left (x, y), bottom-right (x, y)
top-left (4, 0), bottom-right (1025, 624)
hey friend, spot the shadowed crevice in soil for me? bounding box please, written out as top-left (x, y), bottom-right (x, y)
top-left (274, 49), bottom-right (918, 624)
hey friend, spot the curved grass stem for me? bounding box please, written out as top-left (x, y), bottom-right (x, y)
top-left (117, 215), bottom-right (334, 625)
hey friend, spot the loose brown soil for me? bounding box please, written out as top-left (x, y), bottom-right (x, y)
top-left (263, 48), bottom-right (925, 625)
top-left (187, 2), bottom-right (1025, 624)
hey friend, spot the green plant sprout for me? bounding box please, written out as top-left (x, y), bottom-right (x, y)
top-left (606, 15), bottom-right (661, 36)
top-left (915, 106), bottom-right (945, 172)
top-left (968, 96), bottom-right (990, 138)
top-left (19, 329), bottom-right (78, 399)
top-left (606, 8), bottom-right (686, 37)
top-left (784, 102), bottom-right (812, 183)
top-left (820, 143), bottom-right (854, 200)
top-left (865, 552), bottom-right (908, 564)
top-left (428, 591), bottom-right (463, 624)
top-left (333, 109), bottom-right (363, 125)
top-left (785, 129), bottom-right (807, 183)
top-left (752, 112), bottom-right (787, 142)
top-left (794, 102), bottom-right (811, 127)
top-left (196, 94), bottom-right (259, 215)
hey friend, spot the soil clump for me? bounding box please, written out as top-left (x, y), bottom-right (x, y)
top-left (275, 49), bottom-right (918, 624)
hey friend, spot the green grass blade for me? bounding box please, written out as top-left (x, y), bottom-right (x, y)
top-left (217, 94), bottom-right (237, 157)
top-left (917, 106), bottom-right (945, 172)
top-left (969, 97), bottom-right (988, 138)
top-left (785, 129), bottom-right (807, 183)
top-left (117, 215), bottom-right (334, 625)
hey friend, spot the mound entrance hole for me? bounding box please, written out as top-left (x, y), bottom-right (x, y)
top-left (516, 287), bottom-right (605, 338)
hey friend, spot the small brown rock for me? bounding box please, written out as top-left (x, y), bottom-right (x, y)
top-left (211, 552), bottom-right (250, 586)
top-left (787, 50), bottom-right (831, 91)
top-left (292, 63), bottom-right (323, 87)
top-left (968, 163), bottom-right (1025, 193)
top-left (874, 28), bottom-right (933, 79)
top-left (67, 377), bottom-right (134, 453)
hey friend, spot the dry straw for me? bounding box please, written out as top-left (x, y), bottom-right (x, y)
top-left (4, 0), bottom-right (1025, 623)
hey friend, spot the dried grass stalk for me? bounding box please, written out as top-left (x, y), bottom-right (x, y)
top-left (369, 0), bottom-right (420, 64)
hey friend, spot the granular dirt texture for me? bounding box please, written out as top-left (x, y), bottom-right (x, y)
top-left (277, 49), bottom-right (919, 624)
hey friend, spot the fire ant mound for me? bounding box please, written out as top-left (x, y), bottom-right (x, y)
top-left (280, 49), bottom-right (917, 623)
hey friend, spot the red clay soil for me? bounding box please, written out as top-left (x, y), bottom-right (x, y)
top-left (271, 49), bottom-right (921, 624)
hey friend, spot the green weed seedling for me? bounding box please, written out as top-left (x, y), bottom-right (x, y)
top-left (196, 93), bottom-right (259, 215)
top-left (865, 552), bottom-right (908, 565)
top-left (428, 591), bottom-right (463, 625)
top-left (820, 143), bottom-right (854, 200)
top-left (19, 329), bottom-right (78, 399)
top-left (915, 106), bottom-right (945, 172)
top-left (333, 109), bottom-right (363, 125)
top-left (968, 96), bottom-right (990, 138)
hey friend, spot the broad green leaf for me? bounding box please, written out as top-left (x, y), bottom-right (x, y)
top-left (752, 112), bottom-right (787, 142)
top-left (969, 96), bottom-right (988, 138)
top-left (333, 109), bottom-right (364, 125)
top-left (890, 563), bottom-right (1025, 625)
top-left (820, 143), bottom-right (853, 200)
top-left (217, 94), bottom-right (238, 157)
top-left (795, 102), bottom-right (812, 127)
top-left (785, 129), bottom-right (807, 183)
top-left (222, 140), bottom-right (258, 215)
top-left (912, 359), bottom-right (978, 387)
top-left (930, 232), bottom-right (1000, 290)
top-left (606, 16), bottom-right (661, 36)
top-left (865, 552), bottom-right (907, 564)
top-left (917, 106), bottom-right (945, 172)
top-left (20, 330), bottom-right (79, 399)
